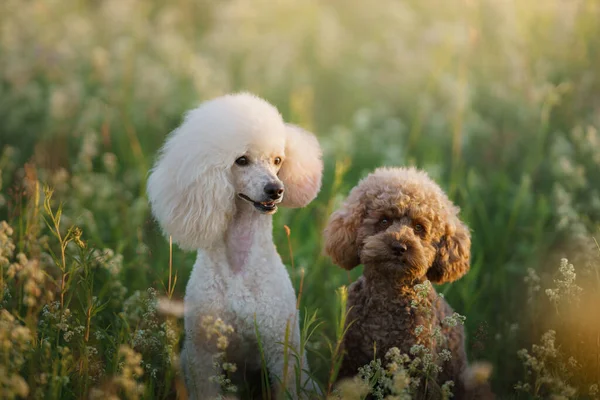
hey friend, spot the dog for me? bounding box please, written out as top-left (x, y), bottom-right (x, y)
top-left (147, 93), bottom-right (323, 399)
top-left (324, 167), bottom-right (493, 399)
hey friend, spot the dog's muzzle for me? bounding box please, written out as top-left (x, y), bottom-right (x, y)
top-left (238, 193), bottom-right (280, 214)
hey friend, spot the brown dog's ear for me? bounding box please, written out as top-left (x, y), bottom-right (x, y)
top-left (427, 217), bottom-right (471, 284)
top-left (323, 193), bottom-right (366, 270)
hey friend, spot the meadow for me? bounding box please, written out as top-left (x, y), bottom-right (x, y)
top-left (1, 0), bottom-right (600, 398)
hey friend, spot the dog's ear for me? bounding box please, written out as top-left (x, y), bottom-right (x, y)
top-left (278, 124), bottom-right (323, 208)
top-left (427, 215), bottom-right (471, 283)
top-left (323, 193), bottom-right (366, 270)
top-left (147, 119), bottom-right (235, 251)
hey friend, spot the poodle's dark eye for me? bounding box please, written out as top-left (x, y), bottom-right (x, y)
top-left (235, 156), bottom-right (249, 166)
top-left (274, 157), bottom-right (282, 166)
top-left (379, 218), bottom-right (391, 229)
top-left (414, 224), bottom-right (425, 234)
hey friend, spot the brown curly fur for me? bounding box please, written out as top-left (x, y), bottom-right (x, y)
top-left (324, 167), bottom-right (493, 399)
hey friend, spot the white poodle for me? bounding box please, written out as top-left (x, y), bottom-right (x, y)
top-left (147, 93), bottom-right (323, 399)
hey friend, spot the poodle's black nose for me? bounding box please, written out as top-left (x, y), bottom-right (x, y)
top-left (391, 241), bottom-right (408, 254)
top-left (264, 182), bottom-right (284, 200)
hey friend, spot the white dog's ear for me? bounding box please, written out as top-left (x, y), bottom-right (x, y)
top-left (278, 124), bottom-right (323, 208)
top-left (147, 127), bottom-right (234, 251)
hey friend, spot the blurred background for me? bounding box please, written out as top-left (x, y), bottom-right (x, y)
top-left (1, 0), bottom-right (600, 398)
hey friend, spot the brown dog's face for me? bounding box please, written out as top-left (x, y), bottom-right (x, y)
top-left (357, 199), bottom-right (444, 282)
top-left (324, 167), bottom-right (471, 285)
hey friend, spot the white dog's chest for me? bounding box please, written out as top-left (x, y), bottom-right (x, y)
top-left (185, 253), bottom-right (298, 340)
top-left (227, 274), bottom-right (292, 322)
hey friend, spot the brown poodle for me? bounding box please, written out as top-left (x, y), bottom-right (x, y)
top-left (324, 167), bottom-right (492, 399)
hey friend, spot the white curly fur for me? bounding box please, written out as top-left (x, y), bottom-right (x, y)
top-left (147, 93), bottom-right (323, 399)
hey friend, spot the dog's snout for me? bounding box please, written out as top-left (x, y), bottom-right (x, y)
top-left (391, 241), bottom-right (408, 254)
top-left (264, 182), bottom-right (284, 200)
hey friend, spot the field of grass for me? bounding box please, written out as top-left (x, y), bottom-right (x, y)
top-left (1, 0), bottom-right (600, 398)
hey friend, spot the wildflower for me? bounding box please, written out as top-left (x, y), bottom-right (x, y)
top-left (77, 131), bottom-right (99, 172)
top-left (413, 280), bottom-right (431, 302)
top-left (514, 382), bottom-right (531, 392)
top-left (440, 380), bottom-right (454, 399)
top-left (385, 347), bottom-right (409, 366)
top-left (442, 312), bottom-right (466, 327)
top-left (463, 362), bottom-right (493, 389)
top-left (0, 371), bottom-right (29, 399)
top-left (516, 330), bottom-right (577, 397)
top-left (385, 347), bottom-right (402, 360)
top-left (198, 316), bottom-right (238, 393)
top-left (391, 369), bottom-right (411, 397)
top-left (414, 325), bottom-right (424, 336)
top-left (523, 268), bottom-right (540, 302)
top-left (102, 152), bottom-right (118, 174)
top-left (331, 377), bottom-right (370, 400)
top-left (50, 168), bottom-right (70, 191)
top-left (7, 254), bottom-right (52, 307)
top-left (157, 297), bottom-right (185, 318)
top-left (387, 361), bottom-right (399, 374)
top-left (208, 355), bottom-right (238, 394)
top-left (217, 336), bottom-right (229, 350)
top-left (95, 248), bottom-right (123, 276)
top-left (91, 46), bottom-right (110, 75)
top-left (49, 88), bottom-right (71, 120)
top-left (431, 326), bottom-right (444, 344)
top-left (201, 316), bottom-right (234, 346)
top-left (0, 221), bottom-right (15, 267)
top-left (409, 344), bottom-right (426, 356)
top-left (89, 387), bottom-right (118, 400)
top-left (439, 349), bottom-right (452, 362)
top-left (567, 356), bottom-right (579, 369)
top-left (545, 258), bottom-right (583, 307)
top-left (0, 310), bottom-right (32, 399)
top-left (111, 345), bottom-right (145, 400)
top-left (222, 362), bottom-right (237, 373)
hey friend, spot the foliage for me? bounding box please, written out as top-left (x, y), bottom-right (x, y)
top-left (1, 0), bottom-right (600, 398)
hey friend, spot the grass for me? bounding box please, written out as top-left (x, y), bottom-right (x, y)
top-left (1, 0), bottom-right (600, 398)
